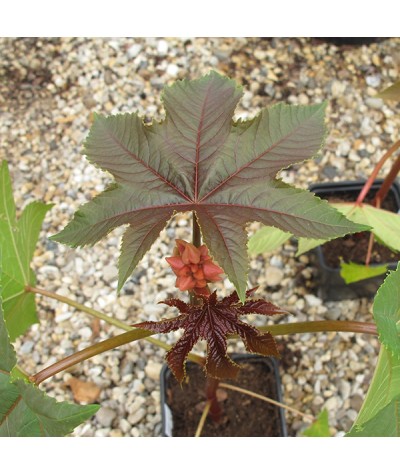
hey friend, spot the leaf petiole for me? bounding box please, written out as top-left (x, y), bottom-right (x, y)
top-left (26, 284), bottom-right (205, 368)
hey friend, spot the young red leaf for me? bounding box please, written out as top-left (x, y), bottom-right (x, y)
top-left (52, 72), bottom-right (367, 301)
top-left (133, 290), bottom-right (284, 382)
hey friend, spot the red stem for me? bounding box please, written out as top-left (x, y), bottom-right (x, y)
top-left (205, 377), bottom-right (223, 423)
top-left (373, 154), bottom-right (400, 206)
top-left (356, 139), bottom-right (400, 205)
top-left (192, 211), bottom-right (223, 422)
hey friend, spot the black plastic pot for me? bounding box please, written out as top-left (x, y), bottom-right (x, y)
top-left (160, 354), bottom-right (287, 437)
top-left (315, 38), bottom-right (384, 46)
top-left (309, 180), bottom-right (400, 301)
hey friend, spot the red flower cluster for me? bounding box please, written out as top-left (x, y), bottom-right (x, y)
top-left (166, 239), bottom-right (224, 294)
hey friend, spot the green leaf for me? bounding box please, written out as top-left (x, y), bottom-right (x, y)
top-left (296, 236), bottom-right (326, 256)
top-left (0, 376), bottom-right (99, 437)
top-left (0, 160), bottom-right (53, 340)
top-left (0, 263), bottom-right (17, 373)
top-left (248, 226), bottom-right (291, 255)
top-left (302, 409), bottom-right (330, 437)
top-left (373, 263), bottom-right (400, 357)
top-left (0, 277), bottom-right (99, 436)
top-left (340, 261), bottom-right (388, 284)
top-left (346, 269), bottom-right (400, 436)
top-left (0, 380), bottom-right (99, 437)
top-left (354, 347), bottom-right (400, 428)
top-left (341, 203), bottom-right (400, 253)
top-left (51, 72), bottom-right (366, 301)
top-left (377, 81), bottom-right (400, 102)
top-left (347, 396), bottom-right (400, 437)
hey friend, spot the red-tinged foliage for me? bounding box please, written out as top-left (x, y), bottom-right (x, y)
top-left (133, 290), bottom-right (285, 382)
top-left (52, 72), bottom-right (366, 302)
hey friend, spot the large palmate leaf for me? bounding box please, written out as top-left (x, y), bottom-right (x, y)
top-left (52, 71), bottom-right (365, 301)
top-left (0, 277), bottom-right (99, 437)
top-left (0, 161), bottom-right (53, 340)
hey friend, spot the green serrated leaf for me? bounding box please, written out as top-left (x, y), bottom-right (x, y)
top-left (346, 270), bottom-right (400, 436)
top-left (340, 261), bottom-right (388, 284)
top-left (336, 202), bottom-right (400, 253)
top-left (372, 263), bottom-right (400, 357)
top-left (347, 346), bottom-right (400, 437)
top-left (0, 160), bottom-right (53, 340)
top-left (248, 226), bottom-right (291, 255)
top-left (302, 409), bottom-right (330, 437)
top-left (1, 380), bottom-right (99, 437)
top-left (0, 264), bottom-right (17, 372)
top-left (296, 236), bottom-right (326, 256)
top-left (51, 72), bottom-right (365, 301)
top-left (347, 396), bottom-right (400, 437)
top-left (377, 81), bottom-right (400, 102)
top-left (1, 274), bottom-right (98, 436)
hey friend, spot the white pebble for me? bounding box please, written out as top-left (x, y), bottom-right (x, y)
top-left (127, 44), bottom-right (142, 59)
top-left (157, 40), bottom-right (169, 56)
top-left (145, 361), bottom-right (162, 381)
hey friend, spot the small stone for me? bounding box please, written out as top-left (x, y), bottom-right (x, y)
top-left (337, 140), bottom-right (351, 156)
top-left (157, 39), bottom-right (168, 56)
top-left (104, 70), bottom-right (114, 86)
top-left (366, 75), bottom-right (381, 88)
top-left (20, 340), bottom-right (34, 354)
top-left (119, 418), bottom-right (132, 433)
top-left (77, 324), bottom-right (92, 339)
top-left (365, 97), bottom-right (383, 109)
top-left (312, 395), bottom-right (324, 407)
top-left (322, 165), bottom-right (338, 179)
top-left (324, 396), bottom-right (340, 411)
top-left (128, 407), bottom-right (146, 425)
top-left (350, 394), bottom-right (364, 412)
top-left (129, 395), bottom-right (146, 414)
top-left (339, 380), bottom-right (351, 400)
top-left (265, 266), bottom-right (284, 286)
top-left (145, 361), bottom-right (162, 381)
top-left (102, 264), bottom-right (118, 283)
top-left (82, 95), bottom-right (97, 109)
top-left (331, 80), bottom-right (346, 98)
top-left (304, 294), bottom-right (322, 307)
top-left (326, 307), bottom-right (341, 320)
top-left (270, 255), bottom-right (283, 268)
top-left (127, 44), bottom-right (142, 59)
top-left (166, 63), bottom-right (179, 77)
top-left (360, 117), bottom-right (373, 135)
top-left (95, 407), bottom-right (117, 427)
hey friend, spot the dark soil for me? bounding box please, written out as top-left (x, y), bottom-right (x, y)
top-left (163, 356), bottom-right (286, 437)
top-left (318, 187), bottom-right (400, 268)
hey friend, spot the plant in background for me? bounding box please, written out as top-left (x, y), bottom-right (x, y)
top-left (1, 72), bottom-right (397, 437)
top-left (249, 80), bottom-right (400, 286)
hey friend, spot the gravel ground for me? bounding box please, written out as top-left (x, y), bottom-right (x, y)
top-left (1, 37), bottom-right (400, 437)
